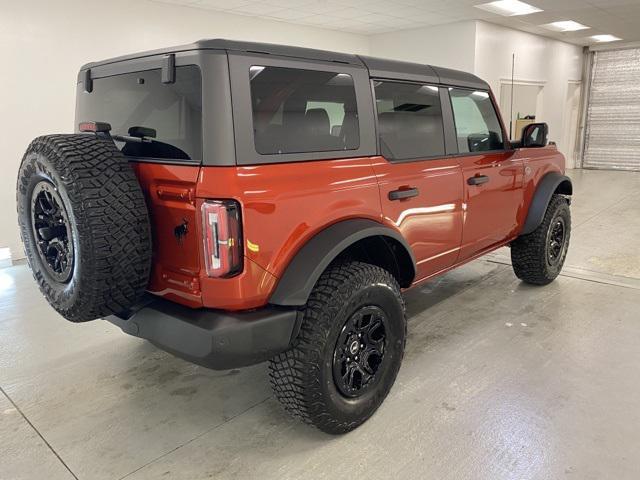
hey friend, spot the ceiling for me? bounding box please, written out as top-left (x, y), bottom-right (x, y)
top-left (150, 0), bottom-right (640, 45)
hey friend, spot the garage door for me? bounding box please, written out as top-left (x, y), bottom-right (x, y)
top-left (583, 48), bottom-right (640, 171)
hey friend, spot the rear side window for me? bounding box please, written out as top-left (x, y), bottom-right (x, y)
top-left (373, 81), bottom-right (445, 161)
top-left (249, 66), bottom-right (359, 155)
top-left (449, 88), bottom-right (504, 153)
top-left (76, 66), bottom-right (202, 162)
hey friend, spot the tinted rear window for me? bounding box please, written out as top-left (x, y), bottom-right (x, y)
top-left (249, 66), bottom-right (360, 155)
top-left (76, 66), bottom-right (202, 162)
top-left (374, 81), bottom-right (445, 161)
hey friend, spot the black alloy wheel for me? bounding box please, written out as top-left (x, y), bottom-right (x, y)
top-left (546, 217), bottom-right (566, 267)
top-left (333, 305), bottom-right (388, 398)
top-left (30, 181), bottom-right (74, 283)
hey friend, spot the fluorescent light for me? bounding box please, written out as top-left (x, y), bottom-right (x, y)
top-left (542, 20), bottom-right (589, 32)
top-left (475, 0), bottom-right (542, 17)
top-left (590, 34), bottom-right (622, 43)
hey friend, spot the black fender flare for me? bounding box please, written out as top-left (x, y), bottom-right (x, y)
top-left (521, 172), bottom-right (573, 235)
top-left (269, 219), bottom-right (416, 306)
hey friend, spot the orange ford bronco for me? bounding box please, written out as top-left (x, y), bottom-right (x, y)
top-left (17, 39), bottom-right (572, 433)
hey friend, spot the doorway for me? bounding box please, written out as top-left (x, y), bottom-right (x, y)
top-left (499, 82), bottom-right (544, 140)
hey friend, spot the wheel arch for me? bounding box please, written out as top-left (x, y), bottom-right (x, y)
top-left (521, 172), bottom-right (572, 235)
top-left (269, 219), bottom-right (416, 306)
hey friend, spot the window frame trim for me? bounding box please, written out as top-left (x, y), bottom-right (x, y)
top-left (445, 85), bottom-right (512, 156)
top-left (76, 49), bottom-right (235, 167)
top-left (228, 52), bottom-right (376, 165)
top-left (370, 78), bottom-right (451, 163)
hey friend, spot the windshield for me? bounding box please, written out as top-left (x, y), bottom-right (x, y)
top-left (76, 65), bottom-right (202, 162)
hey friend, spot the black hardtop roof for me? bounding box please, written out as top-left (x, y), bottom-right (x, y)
top-left (81, 38), bottom-right (488, 90)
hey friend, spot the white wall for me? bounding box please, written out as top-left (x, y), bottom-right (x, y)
top-left (0, 0), bottom-right (370, 260)
top-left (474, 21), bottom-right (584, 162)
top-left (369, 21), bottom-right (477, 72)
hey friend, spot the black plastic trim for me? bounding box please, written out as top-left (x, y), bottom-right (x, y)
top-left (105, 296), bottom-right (300, 370)
top-left (439, 86), bottom-right (458, 155)
top-left (161, 54), bottom-right (176, 84)
top-left (389, 188), bottom-right (419, 200)
top-left (270, 219), bottom-right (416, 306)
top-left (521, 172), bottom-right (573, 235)
top-left (467, 175), bottom-right (490, 186)
top-left (83, 69), bottom-right (93, 93)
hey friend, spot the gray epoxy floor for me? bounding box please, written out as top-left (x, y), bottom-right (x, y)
top-left (2, 168), bottom-right (640, 480)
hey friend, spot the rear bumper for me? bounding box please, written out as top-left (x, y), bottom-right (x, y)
top-left (105, 296), bottom-right (301, 370)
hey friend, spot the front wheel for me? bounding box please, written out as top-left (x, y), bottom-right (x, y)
top-left (269, 261), bottom-right (406, 434)
top-left (511, 194), bottom-right (571, 285)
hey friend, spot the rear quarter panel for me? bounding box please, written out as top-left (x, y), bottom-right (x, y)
top-left (196, 157), bottom-right (385, 309)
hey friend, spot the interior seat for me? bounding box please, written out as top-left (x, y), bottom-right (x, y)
top-left (304, 108), bottom-right (343, 151)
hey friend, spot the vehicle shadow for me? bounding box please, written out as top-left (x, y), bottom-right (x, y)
top-left (403, 259), bottom-right (506, 320)
top-left (109, 258), bottom-right (513, 472)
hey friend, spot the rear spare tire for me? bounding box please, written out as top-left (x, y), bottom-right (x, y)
top-left (16, 134), bottom-right (152, 322)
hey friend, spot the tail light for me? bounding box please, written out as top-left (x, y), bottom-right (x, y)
top-left (201, 200), bottom-right (243, 277)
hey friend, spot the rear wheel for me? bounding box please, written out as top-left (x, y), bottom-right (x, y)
top-left (269, 261), bottom-right (406, 434)
top-left (511, 194), bottom-right (571, 285)
top-left (16, 134), bottom-right (152, 322)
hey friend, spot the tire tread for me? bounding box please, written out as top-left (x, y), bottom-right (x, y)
top-left (268, 261), bottom-right (406, 434)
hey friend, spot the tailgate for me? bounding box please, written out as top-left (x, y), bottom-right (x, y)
top-left (131, 162), bottom-right (203, 308)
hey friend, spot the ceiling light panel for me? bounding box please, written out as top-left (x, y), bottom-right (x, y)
top-left (542, 20), bottom-right (590, 32)
top-left (475, 0), bottom-right (543, 17)
top-left (590, 34), bottom-right (622, 42)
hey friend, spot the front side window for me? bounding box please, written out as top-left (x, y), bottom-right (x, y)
top-left (374, 81), bottom-right (445, 161)
top-left (76, 66), bottom-right (202, 161)
top-left (249, 66), bottom-right (359, 155)
top-left (449, 88), bottom-right (504, 153)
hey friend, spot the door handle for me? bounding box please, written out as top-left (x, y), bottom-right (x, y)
top-left (388, 187), bottom-right (419, 201)
top-left (467, 175), bottom-right (490, 186)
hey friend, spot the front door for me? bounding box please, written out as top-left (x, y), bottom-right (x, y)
top-left (447, 88), bottom-right (524, 261)
top-left (458, 151), bottom-right (524, 259)
top-left (371, 80), bottom-right (464, 282)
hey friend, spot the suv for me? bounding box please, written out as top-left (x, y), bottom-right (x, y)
top-left (16, 39), bottom-right (572, 434)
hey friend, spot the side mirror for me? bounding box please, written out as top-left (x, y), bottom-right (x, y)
top-left (521, 122), bottom-right (549, 148)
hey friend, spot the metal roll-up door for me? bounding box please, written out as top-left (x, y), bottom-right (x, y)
top-left (583, 48), bottom-right (640, 171)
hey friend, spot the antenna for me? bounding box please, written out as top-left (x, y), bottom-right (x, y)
top-left (510, 53), bottom-right (515, 139)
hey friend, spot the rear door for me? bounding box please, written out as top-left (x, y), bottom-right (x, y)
top-left (447, 88), bottom-right (524, 260)
top-left (371, 80), bottom-right (464, 282)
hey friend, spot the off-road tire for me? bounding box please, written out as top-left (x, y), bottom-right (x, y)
top-left (16, 134), bottom-right (152, 322)
top-left (511, 194), bottom-right (571, 285)
top-left (269, 261), bottom-right (406, 434)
